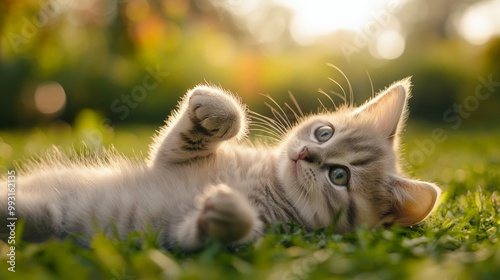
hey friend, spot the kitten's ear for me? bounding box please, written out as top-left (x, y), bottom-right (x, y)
top-left (353, 78), bottom-right (411, 139)
top-left (387, 175), bottom-right (441, 226)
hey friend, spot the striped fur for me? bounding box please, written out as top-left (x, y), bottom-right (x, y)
top-left (0, 79), bottom-right (441, 250)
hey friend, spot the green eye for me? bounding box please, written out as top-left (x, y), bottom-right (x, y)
top-left (329, 166), bottom-right (350, 186)
top-left (314, 125), bottom-right (334, 142)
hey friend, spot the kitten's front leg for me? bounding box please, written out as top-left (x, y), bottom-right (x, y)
top-left (150, 85), bottom-right (247, 165)
top-left (175, 185), bottom-right (263, 251)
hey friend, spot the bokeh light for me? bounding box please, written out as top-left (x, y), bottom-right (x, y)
top-left (273, 0), bottom-right (388, 44)
top-left (34, 82), bottom-right (67, 115)
top-left (1, 0), bottom-right (500, 127)
top-left (456, 0), bottom-right (500, 45)
top-left (372, 30), bottom-right (405, 60)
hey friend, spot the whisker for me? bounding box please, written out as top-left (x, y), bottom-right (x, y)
top-left (317, 98), bottom-right (329, 113)
top-left (265, 103), bottom-right (292, 131)
top-left (249, 109), bottom-right (283, 125)
top-left (249, 128), bottom-right (282, 143)
top-left (250, 117), bottom-right (285, 136)
top-left (296, 186), bottom-right (313, 219)
top-left (288, 91), bottom-right (304, 117)
top-left (284, 102), bottom-right (301, 124)
top-left (365, 69), bottom-right (375, 98)
top-left (249, 124), bottom-right (283, 139)
top-left (318, 88), bottom-right (337, 110)
top-left (248, 130), bottom-right (280, 143)
top-left (327, 63), bottom-right (354, 106)
top-left (327, 78), bottom-right (347, 104)
top-left (328, 90), bottom-right (347, 105)
top-left (248, 125), bottom-right (280, 136)
top-left (249, 111), bottom-right (287, 136)
top-left (261, 93), bottom-right (293, 129)
top-left (290, 185), bottom-right (307, 212)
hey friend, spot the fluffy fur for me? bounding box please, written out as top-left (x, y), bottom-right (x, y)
top-left (0, 78), bottom-right (441, 250)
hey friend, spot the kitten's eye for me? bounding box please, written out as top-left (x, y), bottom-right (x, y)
top-left (329, 166), bottom-right (350, 186)
top-left (314, 125), bottom-right (334, 142)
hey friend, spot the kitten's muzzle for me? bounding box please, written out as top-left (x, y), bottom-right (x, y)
top-left (291, 146), bottom-right (319, 166)
top-left (298, 146), bottom-right (311, 162)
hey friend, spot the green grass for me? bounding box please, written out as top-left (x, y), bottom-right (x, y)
top-left (0, 120), bottom-right (499, 280)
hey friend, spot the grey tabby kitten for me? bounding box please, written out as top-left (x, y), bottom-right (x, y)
top-left (0, 78), bottom-right (441, 250)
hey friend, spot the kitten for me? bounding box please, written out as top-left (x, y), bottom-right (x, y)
top-left (0, 78), bottom-right (441, 250)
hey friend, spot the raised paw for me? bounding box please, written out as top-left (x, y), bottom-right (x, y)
top-left (197, 185), bottom-right (257, 244)
top-left (188, 86), bottom-right (246, 140)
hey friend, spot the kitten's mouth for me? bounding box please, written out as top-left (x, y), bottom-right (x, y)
top-left (291, 159), bottom-right (299, 175)
top-left (291, 157), bottom-right (302, 177)
top-left (290, 146), bottom-right (310, 176)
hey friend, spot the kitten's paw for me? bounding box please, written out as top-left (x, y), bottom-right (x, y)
top-left (188, 86), bottom-right (246, 140)
top-left (197, 185), bottom-right (257, 244)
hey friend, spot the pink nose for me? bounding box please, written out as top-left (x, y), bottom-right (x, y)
top-left (298, 147), bottom-right (310, 161)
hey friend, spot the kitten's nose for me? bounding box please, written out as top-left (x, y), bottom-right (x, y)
top-left (298, 147), bottom-right (311, 162)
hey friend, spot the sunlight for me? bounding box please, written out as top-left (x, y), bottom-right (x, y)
top-left (456, 0), bottom-right (500, 45)
top-left (273, 0), bottom-right (390, 44)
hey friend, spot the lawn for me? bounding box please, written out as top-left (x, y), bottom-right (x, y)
top-left (0, 120), bottom-right (499, 280)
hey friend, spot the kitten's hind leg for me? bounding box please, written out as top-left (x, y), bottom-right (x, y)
top-left (174, 184), bottom-right (263, 251)
top-left (150, 85), bottom-right (247, 165)
top-left (0, 192), bottom-right (62, 242)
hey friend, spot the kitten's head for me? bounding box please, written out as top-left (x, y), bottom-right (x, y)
top-left (276, 78), bottom-right (441, 232)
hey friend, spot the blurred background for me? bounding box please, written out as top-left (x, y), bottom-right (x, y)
top-left (0, 0), bottom-right (499, 147)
